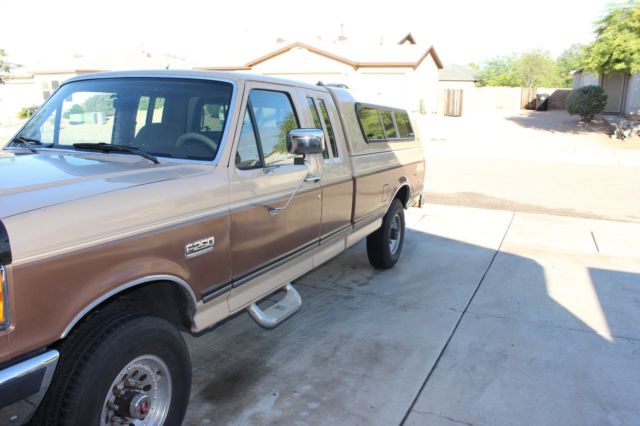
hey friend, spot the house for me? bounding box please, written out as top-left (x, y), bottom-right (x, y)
top-left (0, 50), bottom-right (189, 124)
top-left (572, 69), bottom-right (640, 115)
top-left (194, 34), bottom-right (443, 113)
top-left (438, 64), bottom-right (478, 89)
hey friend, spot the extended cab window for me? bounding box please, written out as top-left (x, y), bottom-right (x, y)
top-left (357, 104), bottom-right (414, 142)
top-left (318, 99), bottom-right (339, 158)
top-left (246, 89), bottom-right (300, 167)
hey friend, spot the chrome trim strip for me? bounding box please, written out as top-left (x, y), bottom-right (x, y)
top-left (0, 350), bottom-right (58, 425)
top-left (0, 350), bottom-right (58, 387)
top-left (61, 275), bottom-right (198, 338)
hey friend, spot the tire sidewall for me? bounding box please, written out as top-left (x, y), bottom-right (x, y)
top-left (385, 200), bottom-right (405, 265)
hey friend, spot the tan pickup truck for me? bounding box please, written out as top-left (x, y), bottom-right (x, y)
top-left (0, 71), bottom-right (424, 425)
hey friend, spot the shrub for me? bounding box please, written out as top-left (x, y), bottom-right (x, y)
top-left (17, 105), bottom-right (39, 119)
top-left (566, 85), bottom-right (608, 121)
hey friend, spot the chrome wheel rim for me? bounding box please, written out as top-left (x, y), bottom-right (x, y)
top-left (389, 214), bottom-right (401, 255)
top-left (101, 355), bottom-right (172, 426)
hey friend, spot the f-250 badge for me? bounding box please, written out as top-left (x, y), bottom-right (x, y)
top-left (185, 237), bottom-right (215, 259)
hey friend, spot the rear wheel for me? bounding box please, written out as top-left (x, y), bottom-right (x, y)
top-left (367, 199), bottom-right (405, 269)
top-left (33, 309), bottom-right (191, 426)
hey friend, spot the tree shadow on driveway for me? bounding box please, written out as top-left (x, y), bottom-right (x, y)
top-left (505, 110), bottom-right (610, 136)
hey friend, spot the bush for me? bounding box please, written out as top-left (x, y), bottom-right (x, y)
top-left (566, 85), bottom-right (608, 121)
top-left (17, 105), bottom-right (39, 119)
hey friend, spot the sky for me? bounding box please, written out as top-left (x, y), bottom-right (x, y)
top-left (0, 0), bottom-right (616, 68)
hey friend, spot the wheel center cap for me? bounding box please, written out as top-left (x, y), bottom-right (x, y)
top-left (130, 393), bottom-right (151, 420)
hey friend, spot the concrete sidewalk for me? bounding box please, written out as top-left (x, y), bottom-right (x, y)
top-left (183, 204), bottom-right (640, 425)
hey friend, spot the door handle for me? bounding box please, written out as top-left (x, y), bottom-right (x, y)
top-left (304, 175), bottom-right (321, 183)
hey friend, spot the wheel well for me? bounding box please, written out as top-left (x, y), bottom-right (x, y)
top-left (66, 281), bottom-right (195, 337)
top-left (394, 185), bottom-right (410, 208)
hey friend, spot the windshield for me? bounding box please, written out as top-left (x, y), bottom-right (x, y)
top-left (17, 77), bottom-right (234, 161)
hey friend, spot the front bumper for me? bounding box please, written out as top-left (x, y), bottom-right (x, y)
top-left (0, 350), bottom-right (59, 425)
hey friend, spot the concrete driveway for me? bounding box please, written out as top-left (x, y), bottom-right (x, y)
top-left (183, 204), bottom-right (640, 425)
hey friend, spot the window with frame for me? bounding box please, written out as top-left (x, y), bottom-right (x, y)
top-left (358, 106), bottom-right (385, 141)
top-left (306, 97), bottom-right (329, 159)
top-left (245, 89), bottom-right (301, 167)
top-left (380, 110), bottom-right (397, 139)
top-left (235, 110), bottom-right (262, 170)
top-left (395, 110), bottom-right (414, 139)
top-left (357, 104), bottom-right (415, 142)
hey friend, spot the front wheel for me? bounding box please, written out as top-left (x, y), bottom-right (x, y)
top-left (33, 311), bottom-right (191, 426)
top-left (367, 199), bottom-right (406, 269)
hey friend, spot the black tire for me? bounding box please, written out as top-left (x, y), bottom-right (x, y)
top-left (32, 308), bottom-right (191, 426)
top-left (367, 199), bottom-right (406, 269)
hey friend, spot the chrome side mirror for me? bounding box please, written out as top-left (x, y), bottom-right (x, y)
top-left (287, 129), bottom-right (325, 155)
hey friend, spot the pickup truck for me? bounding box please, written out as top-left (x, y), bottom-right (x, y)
top-left (0, 71), bottom-right (424, 425)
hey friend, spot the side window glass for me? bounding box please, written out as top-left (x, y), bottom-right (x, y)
top-left (249, 90), bottom-right (300, 167)
top-left (307, 97), bottom-right (329, 159)
top-left (318, 99), bottom-right (338, 157)
top-left (395, 111), bottom-right (414, 139)
top-left (358, 106), bottom-right (385, 141)
top-left (381, 110), bottom-right (397, 139)
top-left (236, 109), bottom-right (262, 170)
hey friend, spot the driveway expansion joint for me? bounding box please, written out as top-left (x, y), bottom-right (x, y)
top-left (399, 211), bottom-right (515, 425)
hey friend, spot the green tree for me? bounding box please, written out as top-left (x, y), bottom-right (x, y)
top-left (83, 94), bottom-right (115, 117)
top-left (514, 50), bottom-right (560, 88)
top-left (477, 55), bottom-right (521, 87)
top-left (583, 1), bottom-right (640, 74)
top-left (556, 44), bottom-right (587, 87)
top-left (0, 48), bottom-right (11, 83)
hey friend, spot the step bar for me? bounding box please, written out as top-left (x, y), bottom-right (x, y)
top-left (247, 283), bottom-right (302, 329)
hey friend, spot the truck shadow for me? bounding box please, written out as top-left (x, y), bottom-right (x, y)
top-left (183, 220), bottom-right (639, 425)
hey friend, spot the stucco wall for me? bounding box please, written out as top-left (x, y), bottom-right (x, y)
top-left (251, 47), bottom-right (439, 114)
top-left (0, 78), bottom-right (42, 125)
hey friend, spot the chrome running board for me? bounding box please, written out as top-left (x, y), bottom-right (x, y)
top-left (247, 283), bottom-right (302, 329)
